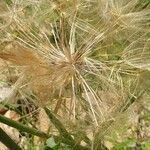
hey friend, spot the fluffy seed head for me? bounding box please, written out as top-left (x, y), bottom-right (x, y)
top-left (0, 0), bottom-right (150, 133)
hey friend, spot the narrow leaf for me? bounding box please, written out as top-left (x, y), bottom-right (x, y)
top-left (0, 127), bottom-right (22, 150)
top-left (0, 114), bottom-right (49, 138)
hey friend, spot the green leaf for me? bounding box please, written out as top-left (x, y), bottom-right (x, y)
top-left (44, 107), bottom-right (90, 150)
top-left (0, 114), bottom-right (49, 138)
top-left (44, 107), bottom-right (74, 144)
top-left (0, 128), bottom-right (22, 150)
top-left (46, 137), bottom-right (57, 148)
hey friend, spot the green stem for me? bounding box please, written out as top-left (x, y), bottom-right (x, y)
top-left (142, 1), bottom-right (150, 9)
top-left (0, 102), bottom-right (22, 115)
top-left (44, 107), bottom-right (90, 150)
top-left (0, 114), bottom-right (49, 138)
top-left (0, 127), bottom-right (22, 150)
top-left (44, 107), bottom-right (74, 144)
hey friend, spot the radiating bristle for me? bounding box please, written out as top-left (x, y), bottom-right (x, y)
top-left (0, 0), bottom-right (149, 144)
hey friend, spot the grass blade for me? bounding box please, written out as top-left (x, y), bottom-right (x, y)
top-left (0, 127), bottom-right (22, 150)
top-left (44, 107), bottom-right (90, 150)
top-left (0, 114), bottom-right (49, 138)
top-left (44, 107), bottom-right (74, 143)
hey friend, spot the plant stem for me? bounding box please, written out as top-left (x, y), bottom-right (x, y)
top-left (44, 107), bottom-right (74, 143)
top-left (0, 114), bottom-right (49, 138)
top-left (0, 127), bottom-right (22, 150)
top-left (44, 107), bottom-right (90, 150)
